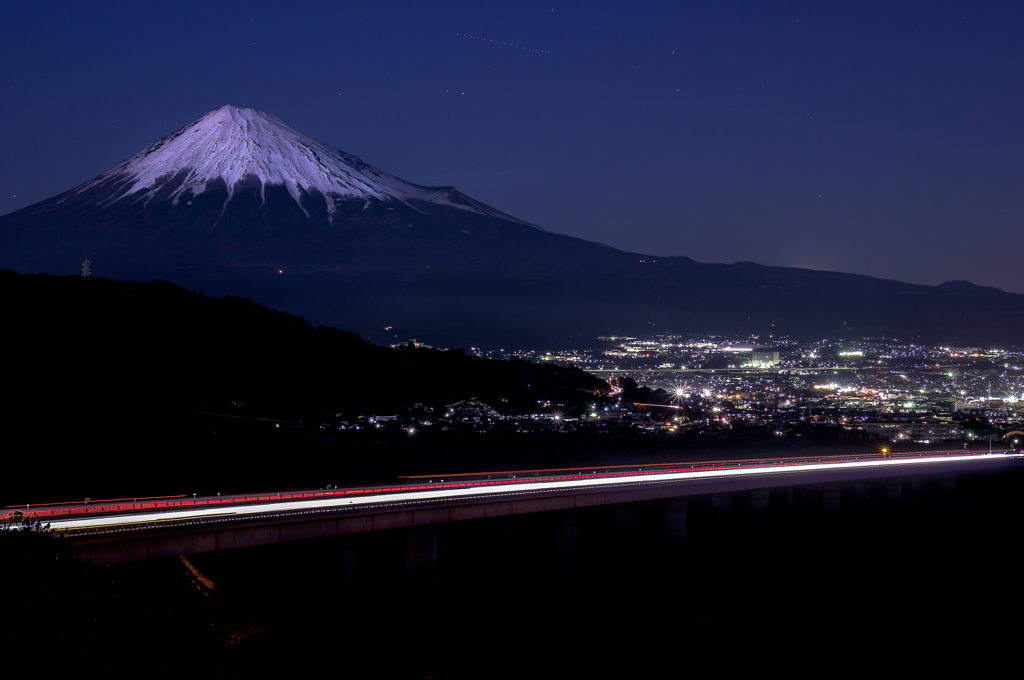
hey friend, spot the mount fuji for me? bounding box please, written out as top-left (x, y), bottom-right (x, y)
top-left (61, 105), bottom-right (529, 227)
top-left (2, 105), bottom-right (1023, 346)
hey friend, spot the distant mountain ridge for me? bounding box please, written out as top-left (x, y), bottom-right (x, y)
top-left (1, 105), bottom-right (1022, 347)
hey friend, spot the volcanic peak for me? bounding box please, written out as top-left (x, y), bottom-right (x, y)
top-left (71, 105), bottom-right (525, 224)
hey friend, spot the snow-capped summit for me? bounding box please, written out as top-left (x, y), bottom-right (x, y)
top-left (71, 104), bottom-right (525, 223)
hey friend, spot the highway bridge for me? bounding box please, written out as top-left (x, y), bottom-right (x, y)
top-left (6, 450), bottom-right (1021, 566)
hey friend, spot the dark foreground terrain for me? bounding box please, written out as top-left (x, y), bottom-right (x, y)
top-left (1, 270), bottom-right (606, 505)
top-left (4, 464), bottom-right (1021, 679)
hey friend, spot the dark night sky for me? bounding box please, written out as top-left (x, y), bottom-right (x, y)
top-left (2, 1), bottom-right (1022, 291)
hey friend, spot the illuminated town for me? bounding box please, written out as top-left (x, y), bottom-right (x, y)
top-left (354, 336), bottom-right (1024, 447)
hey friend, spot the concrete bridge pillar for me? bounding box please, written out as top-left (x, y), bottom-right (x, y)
top-left (553, 509), bottom-right (578, 575)
top-left (854, 482), bottom-right (872, 501)
top-left (941, 475), bottom-right (956, 493)
top-left (339, 541), bottom-right (358, 587)
top-left (339, 538), bottom-right (361, 590)
top-left (886, 482), bottom-right (903, 502)
top-left (749, 489), bottom-right (770, 519)
top-left (495, 516), bottom-right (513, 573)
top-left (662, 498), bottom-right (688, 543)
top-left (616, 506), bottom-right (641, 534)
top-left (404, 526), bottom-right (438, 592)
top-left (911, 476), bottom-right (926, 493)
top-left (792, 485), bottom-right (819, 512)
top-left (822, 488), bottom-right (840, 514)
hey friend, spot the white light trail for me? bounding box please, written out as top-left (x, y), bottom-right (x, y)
top-left (43, 453), bottom-right (1021, 532)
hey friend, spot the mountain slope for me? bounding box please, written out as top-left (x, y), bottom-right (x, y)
top-left (2, 105), bottom-right (1023, 346)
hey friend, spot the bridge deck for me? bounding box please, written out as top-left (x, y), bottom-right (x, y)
top-left (11, 451), bottom-right (1015, 565)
